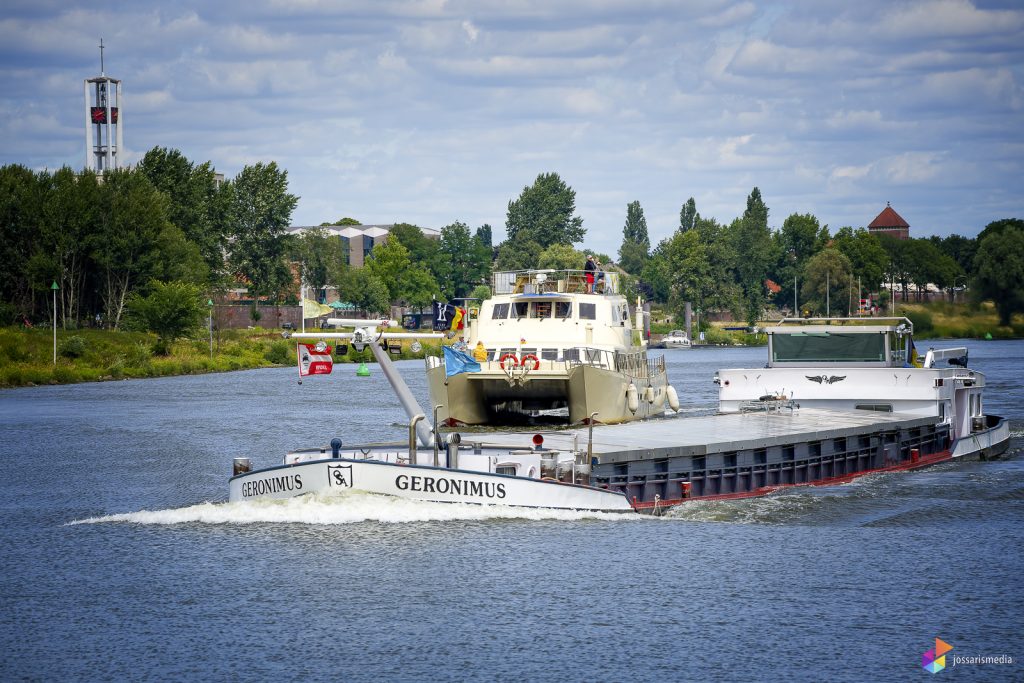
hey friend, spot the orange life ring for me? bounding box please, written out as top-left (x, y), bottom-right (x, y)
top-left (499, 353), bottom-right (519, 370)
top-left (521, 354), bottom-right (540, 370)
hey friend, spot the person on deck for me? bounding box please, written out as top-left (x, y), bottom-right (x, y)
top-left (584, 255), bottom-right (596, 293)
top-left (473, 341), bottom-right (487, 362)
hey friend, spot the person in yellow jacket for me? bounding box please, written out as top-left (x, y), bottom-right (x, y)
top-left (473, 341), bottom-right (488, 362)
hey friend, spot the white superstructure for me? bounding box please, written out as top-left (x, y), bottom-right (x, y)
top-left (427, 270), bottom-right (678, 426)
top-left (716, 318), bottom-right (999, 452)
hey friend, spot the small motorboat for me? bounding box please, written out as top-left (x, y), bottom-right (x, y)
top-left (663, 330), bottom-right (692, 349)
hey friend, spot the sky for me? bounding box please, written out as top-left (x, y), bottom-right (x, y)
top-left (1, 0), bottom-right (1022, 257)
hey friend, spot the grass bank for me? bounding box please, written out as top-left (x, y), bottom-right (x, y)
top-left (0, 326), bottom-right (439, 388)
top-left (895, 301), bottom-right (1023, 339)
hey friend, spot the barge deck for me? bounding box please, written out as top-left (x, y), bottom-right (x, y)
top-left (472, 408), bottom-right (959, 511)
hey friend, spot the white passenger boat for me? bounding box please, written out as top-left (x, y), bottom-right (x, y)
top-left (662, 330), bottom-right (692, 349)
top-left (426, 269), bottom-right (679, 426)
top-left (716, 318), bottom-right (1009, 460)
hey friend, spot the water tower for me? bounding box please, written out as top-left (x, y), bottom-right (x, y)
top-left (83, 39), bottom-right (123, 172)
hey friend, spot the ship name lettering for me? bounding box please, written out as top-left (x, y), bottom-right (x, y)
top-left (395, 474), bottom-right (506, 499)
top-left (241, 474), bottom-right (303, 498)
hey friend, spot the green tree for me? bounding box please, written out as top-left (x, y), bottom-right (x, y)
top-left (365, 238), bottom-right (413, 302)
top-left (229, 161), bottom-right (299, 302)
top-left (731, 188), bottom-right (776, 323)
top-left (538, 243), bottom-right (584, 271)
top-left (475, 224), bottom-right (493, 249)
top-left (801, 248), bottom-right (854, 316)
top-left (137, 147), bottom-right (230, 281)
top-left (973, 227), bottom-right (1024, 325)
top-left (505, 172), bottom-right (585, 247)
top-left (90, 169), bottom-right (171, 328)
top-left (679, 197), bottom-right (698, 232)
top-left (618, 200), bottom-right (650, 274)
top-left (977, 218), bottom-right (1024, 244)
top-left (436, 221), bottom-right (491, 298)
top-left (494, 239), bottom-right (543, 272)
top-left (125, 280), bottom-right (205, 354)
top-left (0, 165), bottom-right (45, 321)
top-left (773, 213), bottom-right (828, 310)
top-left (291, 227), bottom-right (347, 297)
top-left (928, 234), bottom-right (976, 275)
top-left (832, 227), bottom-right (889, 292)
top-left (388, 223), bottom-right (441, 275)
top-left (331, 217), bottom-right (362, 226)
top-left (339, 268), bottom-right (390, 316)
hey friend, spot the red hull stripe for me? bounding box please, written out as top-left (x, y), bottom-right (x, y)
top-left (631, 449), bottom-right (952, 510)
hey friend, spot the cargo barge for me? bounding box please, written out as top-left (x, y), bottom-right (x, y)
top-left (230, 318), bottom-right (1009, 512)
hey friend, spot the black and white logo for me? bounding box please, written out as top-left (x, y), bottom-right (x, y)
top-left (327, 464), bottom-right (353, 488)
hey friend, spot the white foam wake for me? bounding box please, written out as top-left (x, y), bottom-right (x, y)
top-left (68, 492), bottom-right (642, 526)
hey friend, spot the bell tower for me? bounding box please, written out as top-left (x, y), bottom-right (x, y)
top-left (83, 38), bottom-right (123, 172)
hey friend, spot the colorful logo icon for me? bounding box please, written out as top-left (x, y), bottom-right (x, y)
top-left (922, 637), bottom-right (953, 673)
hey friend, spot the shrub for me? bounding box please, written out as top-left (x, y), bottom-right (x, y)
top-left (905, 310), bottom-right (934, 336)
top-left (59, 335), bottom-right (87, 359)
top-left (264, 340), bottom-right (292, 365)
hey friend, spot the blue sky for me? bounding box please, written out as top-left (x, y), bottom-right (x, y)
top-left (1, 0), bottom-right (1022, 256)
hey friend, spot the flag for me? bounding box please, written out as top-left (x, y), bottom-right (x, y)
top-left (302, 298), bottom-right (333, 318)
top-left (450, 306), bottom-right (465, 331)
top-left (443, 345), bottom-right (481, 377)
top-left (908, 340), bottom-right (923, 368)
top-left (433, 301), bottom-right (456, 331)
top-left (298, 343), bottom-right (333, 377)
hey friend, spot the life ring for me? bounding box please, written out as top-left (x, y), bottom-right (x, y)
top-left (521, 354), bottom-right (540, 371)
top-left (499, 353), bottom-right (519, 370)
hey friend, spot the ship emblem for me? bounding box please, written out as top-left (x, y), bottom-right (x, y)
top-left (327, 464), bottom-right (353, 488)
top-left (805, 375), bottom-right (846, 384)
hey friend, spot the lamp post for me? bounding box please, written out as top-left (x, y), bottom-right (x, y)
top-left (51, 281), bottom-right (58, 365)
top-left (207, 299), bottom-right (214, 358)
top-left (953, 276), bottom-right (968, 304)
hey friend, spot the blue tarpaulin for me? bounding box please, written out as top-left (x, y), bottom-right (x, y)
top-left (443, 345), bottom-right (481, 377)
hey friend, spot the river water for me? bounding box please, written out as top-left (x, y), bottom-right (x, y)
top-left (1, 341), bottom-right (1021, 682)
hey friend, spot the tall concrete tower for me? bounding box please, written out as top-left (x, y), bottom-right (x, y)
top-left (84, 38), bottom-right (123, 172)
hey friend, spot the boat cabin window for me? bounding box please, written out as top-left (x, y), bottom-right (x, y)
top-left (521, 348), bottom-right (537, 357)
top-left (564, 348), bottom-right (580, 362)
top-left (555, 301), bottom-right (571, 318)
top-left (579, 303), bottom-right (597, 320)
top-left (541, 348), bottom-right (558, 360)
top-left (855, 403), bottom-right (892, 412)
top-left (514, 302), bottom-right (529, 318)
top-left (531, 302), bottom-right (552, 319)
top-left (611, 306), bottom-right (620, 323)
top-left (771, 332), bottom-right (886, 363)
top-left (496, 464), bottom-right (517, 476)
top-left (486, 349), bottom-right (496, 361)
top-left (491, 303), bottom-right (510, 319)
top-left (499, 347), bottom-right (517, 359)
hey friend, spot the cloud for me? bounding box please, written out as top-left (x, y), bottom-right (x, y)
top-left (0, 0), bottom-right (1021, 249)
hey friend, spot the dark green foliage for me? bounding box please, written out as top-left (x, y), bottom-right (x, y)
top-left (59, 335), bottom-right (87, 359)
top-left (505, 172), bottom-right (585, 247)
top-left (679, 198), bottom-right (698, 233)
top-left (125, 280), bottom-right (205, 354)
top-left (973, 227), bottom-right (1024, 326)
top-left (264, 339), bottom-right (292, 365)
top-left (618, 200), bottom-right (650, 274)
top-left (229, 161), bottom-right (298, 301)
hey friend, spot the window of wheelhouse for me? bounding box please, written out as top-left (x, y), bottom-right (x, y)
top-left (531, 301), bottom-right (553, 319)
top-left (770, 332), bottom-right (886, 363)
top-left (555, 301), bottom-right (571, 318)
top-left (491, 303), bottom-right (509, 319)
top-left (513, 302), bottom-right (529, 318)
top-left (579, 303), bottom-right (597, 320)
top-left (541, 348), bottom-right (558, 361)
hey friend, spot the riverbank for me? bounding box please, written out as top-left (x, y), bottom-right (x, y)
top-left (0, 326), bottom-right (438, 388)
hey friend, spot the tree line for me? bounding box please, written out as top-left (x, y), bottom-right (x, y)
top-left (2, 151), bottom-right (1022, 339)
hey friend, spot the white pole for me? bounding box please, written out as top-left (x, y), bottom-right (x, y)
top-left (52, 283), bottom-right (57, 364)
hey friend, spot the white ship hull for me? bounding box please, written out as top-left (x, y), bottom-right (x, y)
top-left (229, 457), bottom-right (634, 512)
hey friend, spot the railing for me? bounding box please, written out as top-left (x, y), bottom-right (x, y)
top-left (427, 346), bottom-right (664, 379)
top-left (491, 269), bottom-right (621, 295)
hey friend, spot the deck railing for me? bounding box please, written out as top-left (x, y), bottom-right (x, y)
top-left (427, 346), bottom-right (664, 379)
top-left (491, 269), bottom-right (620, 295)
